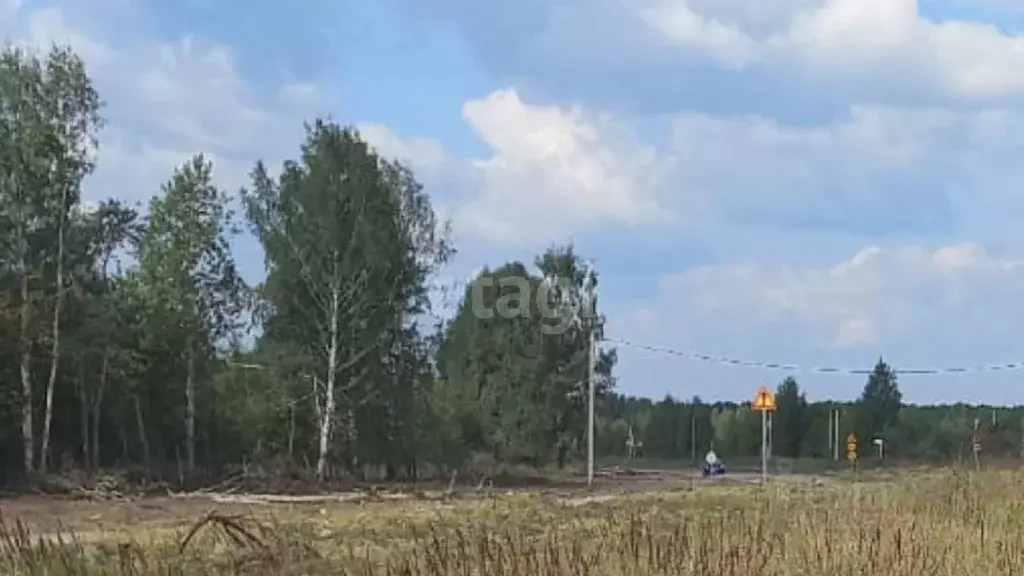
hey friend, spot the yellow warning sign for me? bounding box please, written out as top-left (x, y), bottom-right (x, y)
top-left (846, 433), bottom-right (858, 461)
top-left (752, 385), bottom-right (777, 412)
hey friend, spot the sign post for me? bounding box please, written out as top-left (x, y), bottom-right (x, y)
top-left (846, 432), bottom-right (858, 471)
top-left (751, 385), bottom-right (777, 484)
top-left (971, 429), bottom-right (982, 471)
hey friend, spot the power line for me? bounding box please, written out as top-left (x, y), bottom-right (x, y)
top-left (602, 337), bottom-right (1024, 376)
top-left (227, 338), bottom-right (1024, 386)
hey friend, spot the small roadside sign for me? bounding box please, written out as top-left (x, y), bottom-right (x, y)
top-left (846, 433), bottom-right (858, 461)
top-left (752, 386), bottom-right (777, 412)
top-left (753, 385), bottom-right (776, 484)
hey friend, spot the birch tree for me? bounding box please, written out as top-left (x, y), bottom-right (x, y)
top-left (70, 200), bottom-right (140, 468)
top-left (243, 120), bottom-right (450, 481)
top-left (0, 43), bottom-right (103, 473)
top-left (135, 154), bottom-right (245, 476)
top-left (37, 49), bottom-right (104, 474)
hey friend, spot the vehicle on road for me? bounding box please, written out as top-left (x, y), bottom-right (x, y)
top-left (701, 448), bottom-right (726, 477)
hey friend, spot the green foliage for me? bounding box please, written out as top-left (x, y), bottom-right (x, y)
top-left (858, 357), bottom-right (903, 440)
top-left (773, 377), bottom-right (809, 458)
top-left (241, 121), bottom-right (453, 478)
top-left (136, 154), bottom-right (245, 343)
top-left (1, 41), bottom-right (1022, 486)
top-left (436, 251), bottom-right (617, 468)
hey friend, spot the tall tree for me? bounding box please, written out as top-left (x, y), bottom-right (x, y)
top-left (357, 157), bottom-right (453, 478)
top-left (858, 357), bottom-right (903, 440)
top-left (773, 377), bottom-right (810, 458)
top-left (134, 154), bottom-right (245, 476)
top-left (243, 121), bottom-right (450, 481)
top-left (437, 249), bottom-right (616, 468)
top-left (535, 245), bottom-right (616, 465)
top-left (711, 403), bottom-right (760, 457)
top-left (0, 43), bottom-right (103, 473)
top-left (69, 200), bottom-right (140, 468)
top-left (689, 396), bottom-right (713, 460)
top-left (644, 395), bottom-right (683, 459)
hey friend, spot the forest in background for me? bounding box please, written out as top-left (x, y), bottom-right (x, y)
top-left (1, 44), bottom-right (1020, 490)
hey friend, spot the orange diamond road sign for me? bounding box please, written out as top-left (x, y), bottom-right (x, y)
top-left (751, 385), bottom-right (777, 412)
top-left (846, 433), bottom-right (858, 461)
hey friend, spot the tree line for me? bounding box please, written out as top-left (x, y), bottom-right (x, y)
top-left (0, 43), bottom-right (611, 486)
top-left (0, 44), bottom-right (1018, 488)
top-left (613, 359), bottom-right (1024, 465)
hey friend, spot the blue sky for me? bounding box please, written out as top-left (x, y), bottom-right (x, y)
top-left (7, 0), bottom-right (1024, 405)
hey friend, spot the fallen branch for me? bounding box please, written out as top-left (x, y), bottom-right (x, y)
top-left (202, 491), bottom-right (441, 505)
top-left (193, 472), bottom-right (247, 495)
top-left (206, 493), bottom-right (368, 505)
top-left (179, 510), bottom-right (267, 554)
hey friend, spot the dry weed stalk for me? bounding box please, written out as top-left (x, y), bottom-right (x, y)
top-left (178, 510), bottom-right (268, 554)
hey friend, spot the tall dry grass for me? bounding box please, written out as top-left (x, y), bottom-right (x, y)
top-left (3, 469), bottom-right (1024, 575)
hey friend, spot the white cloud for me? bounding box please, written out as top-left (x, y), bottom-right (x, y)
top-left (460, 89), bottom-right (672, 243)
top-left (11, 2), bottom-right (670, 250)
top-left (12, 0), bottom-right (1021, 255)
top-left (784, 0), bottom-right (1024, 99)
top-left (630, 242), bottom-right (1024, 351)
top-left (640, 1), bottom-right (761, 67)
top-left (358, 123), bottom-right (450, 169)
top-left (12, 7), bottom-right (111, 63)
top-left (664, 106), bottom-right (953, 225)
top-left (361, 89), bottom-right (674, 247)
top-left (4, 2), bottom-right (328, 207)
top-left (363, 90), bottom-right (1024, 243)
top-left (661, 103), bottom-right (1024, 235)
top-left (681, 0), bottom-right (821, 36)
top-left (642, 0), bottom-right (1024, 99)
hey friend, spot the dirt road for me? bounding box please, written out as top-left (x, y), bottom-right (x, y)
top-left (0, 468), bottom-right (833, 536)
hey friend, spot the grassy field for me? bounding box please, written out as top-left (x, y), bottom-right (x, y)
top-left (2, 469), bottom-right (1023, 575)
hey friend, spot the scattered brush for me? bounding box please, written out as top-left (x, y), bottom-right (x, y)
top-left (177, 509), bottom-right (326, 575)
top-left (2, 469), bottom-right (1024, 575)
top-left (179, 510), bottom-right (268, 555)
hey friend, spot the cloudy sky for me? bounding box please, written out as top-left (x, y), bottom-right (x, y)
top-left (6, 0), bottom-right (1024, 404)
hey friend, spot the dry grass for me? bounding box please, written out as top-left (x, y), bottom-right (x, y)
top-left (3, 469), bottom-right (1024, 575)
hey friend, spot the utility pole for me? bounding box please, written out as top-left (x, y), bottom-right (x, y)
top-left (586, 281), bottom-right (596, 488)
top-left (691, 410), bottom-right (696, 466)
top-left (973, 417), bottom-right (981, 471)
top-left (761, 407), bottom-right (768, 482)
top-left (828, 408), bottom-right (834, 461)
top-left (751, 385), bottom-right (776, 485)
top-left (834, 409), bottom-right (841, 462)
top-left (690, 409), bottom-right (696, 490)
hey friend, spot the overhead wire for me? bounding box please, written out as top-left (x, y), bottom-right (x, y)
top-left (602, 337), bottom-right (1024, 376)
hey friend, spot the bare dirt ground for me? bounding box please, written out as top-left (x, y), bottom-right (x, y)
top-left (0, 467), bottom-right (834, 538)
